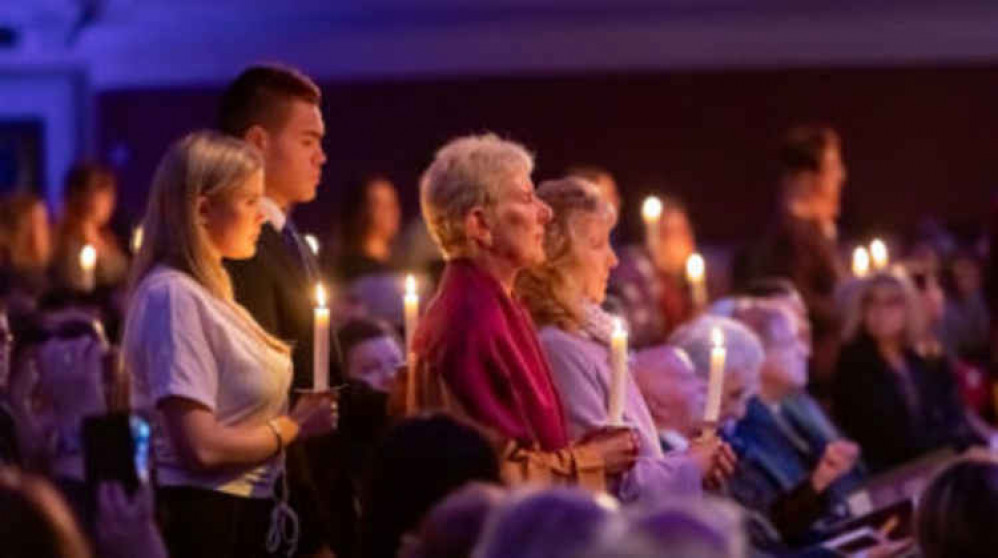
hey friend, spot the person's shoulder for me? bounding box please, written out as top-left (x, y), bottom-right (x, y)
top-left (133, 267), bottom-right (212, 312)
top-left (538, 326), bottom-right (590, 352)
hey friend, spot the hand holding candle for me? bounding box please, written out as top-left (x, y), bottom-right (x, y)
top-left (704, 327), bottom-right (726, 425)
top-left (313, 284), bottom-right (330, 392)
top-left (852, 246), bottom-right (870, 278)
top-left (869, 238), bottom-right (889, 270)
top-left (79, 244), bottom-right (97, 293)
top-left (609, 317), bottom-right (629, 425)
top-left (686, 252), bottom-right (708, 309)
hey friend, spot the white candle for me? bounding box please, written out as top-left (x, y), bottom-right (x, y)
top-left (131, 226), bottom-right (144, 254)
top-left (852, 246), bottom-right (871, 278)
top-left (704, 327), bottom-right (726, 424)
top-left (79, 244), bottom-right (97, 293)
top-left (403, 275), bottom-right (419, 365)
top-left (304, 234), bottom-right (320, 256)
top-left (313, 284), bottom-right (330, 392)
top-left (869, 239), bottom-right (889, 271)
top-left (641, 196), bottom-right (663, 259)
top-left (609, 317), bottom-right (629, 425)
top-left (686, 252), bottom-right (708, 309)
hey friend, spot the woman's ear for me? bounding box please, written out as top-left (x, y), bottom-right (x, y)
top-left (464, 207), bottom-right (492, 248)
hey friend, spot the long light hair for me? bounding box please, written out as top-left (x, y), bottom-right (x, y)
top-left (840, 269), bottom-right (925, 350)
top-left (516, 177), bottom-right (615, 331)
top-left (129, 130), bottom-right (288, 354)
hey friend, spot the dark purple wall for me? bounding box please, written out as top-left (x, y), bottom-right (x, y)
top-left (98, 64), bottom-right (998, 245)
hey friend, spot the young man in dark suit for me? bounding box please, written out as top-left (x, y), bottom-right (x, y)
top-left (218, 65), bottom-right (333, 558)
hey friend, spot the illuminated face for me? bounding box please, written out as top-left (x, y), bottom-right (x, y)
top-left (486, 172), bottom-right (553, 269)
top-left (201, 170), bottom-right (265, 260)
top-left (565, 213), bottom-right (618, 304)
top-left (260, 100), bottom-right (326, 206)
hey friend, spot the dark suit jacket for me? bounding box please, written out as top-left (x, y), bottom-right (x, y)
top-left (225, 223), bottom-right (330, 389)
top-left (832, 334), bottom-right (980, 474)
top-left (728, 396), bottom-right (863, 543)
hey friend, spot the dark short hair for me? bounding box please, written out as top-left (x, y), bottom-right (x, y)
top-left (217, 64), bottom-right (321, 137)
top-left (778, 125), bottom-right (840, 176)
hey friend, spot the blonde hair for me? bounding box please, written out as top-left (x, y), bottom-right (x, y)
top-left (130, 130), bottom-right (288, 354)
top-left (840, 269), bottom-right (925, 350)
top-left (516, 177), bottom-right (616, 331)
top-left (420, 133), bottom-right (534, 259)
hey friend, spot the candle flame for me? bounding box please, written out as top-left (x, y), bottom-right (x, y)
top-left (315, 284), bottom-right (327, 308)
top-left (711, 327), bottom-right (724, 348)
top-left (304, 234), bottom-right (320, 255)
top-left (869, 238), bottom-right (888, 269)
top-left (852, 246), bottom-right (871, 278)
top-left (405, 274), bottom-right (417, 297)
top-left (686, 252), bottom-right (705, 281)
top-left (641, 196), bottom-right (663, 223)
top-left (612, 317), bottom-right (626, 335)
top-left (79, 244), bottom-right (97, 269)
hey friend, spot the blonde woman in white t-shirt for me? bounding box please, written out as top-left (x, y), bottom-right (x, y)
top-left (123, 131), bottom-right (337, 558)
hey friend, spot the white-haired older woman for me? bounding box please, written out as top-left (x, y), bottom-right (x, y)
top-left (668, 315), bottom-right (764, 428)
top-left (405, 134), bottom-right (637, 491)
top-left (517, 177), bottom-right (731, 506)
top-left (123, 131), bottom-right (337, 558)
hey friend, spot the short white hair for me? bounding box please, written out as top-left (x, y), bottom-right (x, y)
top-left (420, 133), bottom-right (534, 259)
top-left (668, 315), bottom-right (764, 385)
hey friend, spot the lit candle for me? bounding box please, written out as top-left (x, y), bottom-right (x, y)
top-left (641, 196), bottom-right (663, 258)
top-left (686, 252), bottom-right (708, 309)
top-left (403, 275), bottom-right (419, 365)
top-left (869, 239), bottom-right (889, 270)
top-left (852, 246), bottom-right (871, 278)
top-left (704, 327), bottom-right (726, 424)
top-left (304, 234), bottom-right (320, 256)
top-left (608, 317), bottom-right (629, 425)
top-left (131, 226), bottom-right (144, 254)
top-left (79, 244), bottom-right (97, 293)
top-left (313, 284), bottom-right (330, 392)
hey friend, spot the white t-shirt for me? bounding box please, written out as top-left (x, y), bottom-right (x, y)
top-left (124, 266), bottom-right (292, 498)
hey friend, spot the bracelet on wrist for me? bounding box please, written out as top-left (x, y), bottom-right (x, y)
top-left (266, 419), bottom-right (284, 456)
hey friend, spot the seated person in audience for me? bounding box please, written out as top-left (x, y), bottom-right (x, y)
top-left (402, 134), bottom-right (637, 490)
top-left (53, 162), bottom-right (129, 293)
top-left (404, 482), bottom-right (506, 558)
top-left (909, 260), bottom-right (994, 419)
top-left (631, 346), bottom-right (737, 488)
top-left (517, 176), bottom-right (725, 505)
top-left (0, 465), bottom-right (168, 558)
top-left (338, 317), bottom-right (404, 393)
top-left (122, 131), bottom-right (337, 558)
top-left (5, 310), bottom-right (120, 527)
top-left (917, 455), bottom-right (998, 558)
top-left (940, 248), bottom-right (990, 364)
top-left (0, 192), bottom-right (53, 317)
top-left (474, 487), bottom-right (616, 558)
top-left (728, 299), bottom-right (863, 543)
top-left (607, 196), bottom-right (698, 347)
top-left (668, 315), bottom-right (764, 430)
top-left (361, 414), bottom-right (501, 558)
top-left (832, 270), bottom-right (982, 474)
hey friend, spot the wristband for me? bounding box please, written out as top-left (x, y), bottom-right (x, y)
top-left (266, 419), bottom-right (284, 456)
